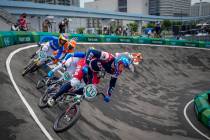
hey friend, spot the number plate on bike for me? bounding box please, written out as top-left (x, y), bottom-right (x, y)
top-left (63, 72), bottom-right (72, 81)
top-left (38, 51), bottom-right (47, 59)
top-left (83, 84), bottom-right (97, 101)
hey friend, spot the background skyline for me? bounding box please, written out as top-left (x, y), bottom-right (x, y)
top-left (80, 0), bottom-right (210, 7)
top-left (192, 0), bottom-right (210, 4)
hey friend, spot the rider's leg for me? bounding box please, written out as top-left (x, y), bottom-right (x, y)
top-left (52, 81), bottom-right (72, 100)
top-left (48, 59), bottom-right (85, 106)
top-left (74, 88), bottom-right (84, 95)
top-left (48, 81), bottom-right (72, 106)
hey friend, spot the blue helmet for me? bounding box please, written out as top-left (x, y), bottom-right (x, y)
top-left (114, 55), bottom-right (134, 75)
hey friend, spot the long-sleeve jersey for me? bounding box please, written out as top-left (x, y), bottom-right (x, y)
top-left (40, 36), bottom-right (64, 59)
top-left (64, 52), bottom-right (86, 61)
top-left (86, 49), bottom-right (118, 92)
top-left (51, 52), bottom-right (86, 74)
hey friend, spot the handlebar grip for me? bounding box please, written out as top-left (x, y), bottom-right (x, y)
top-left (37, 42), bottom-right (41, 47)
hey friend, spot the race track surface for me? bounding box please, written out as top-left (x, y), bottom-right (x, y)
top-left (0, 43), bottom-right (210, 140)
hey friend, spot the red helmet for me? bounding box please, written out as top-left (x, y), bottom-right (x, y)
top-left (131, 53), bottom-right (143, 65)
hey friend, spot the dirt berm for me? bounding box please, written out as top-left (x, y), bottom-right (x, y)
top-left (1, 43), bottom-right (210, 140)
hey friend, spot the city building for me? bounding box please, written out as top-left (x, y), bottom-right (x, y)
top-left (149, 0), bottom-right (160, 15)
top-left (85, 0), bottom-right (118, 12)
top-left (13, 0), bottom-right (80, 7)
top-left (85, 0), bottom-right (148, 14)
top-left (149, 0), bottom-right (191, 16)
top-left (85, 0), bottom-right (148, 31)
top-left (190, 2), bottom-right (210, 17)
top-left (127, 0), bottom-right (148, 15)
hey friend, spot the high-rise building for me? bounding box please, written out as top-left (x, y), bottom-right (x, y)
top-left (118, 0), bottom-right (127, 12)
top-left (13, 0), bottom-right (80, 7)
top-left (149, 0), bottom-right (160, 15)
top-left (190, 2), bottom-right (210, 16)
top-left (149, 0), bottom-right (191, 16)
top-left (85, 0), bottom-right (118, 12)
top-left (85, 0), bottom-right (148, 14)
top-left (85, 0), bottom-right (149, 29)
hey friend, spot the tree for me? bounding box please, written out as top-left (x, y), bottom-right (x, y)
top-left (76, 27), bottom-right (85, 34)
top-left (146, 22), bottom-right (155, 28)
top-left (172, 21), bottom-right (182, 26)
top-left (162, 20), bottom-right (171, 30)
top-left (110, 23), bottom-right (118, 34)
top-left (127, 22), bottom-right (138, 34)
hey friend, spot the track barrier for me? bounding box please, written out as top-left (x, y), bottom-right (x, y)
top-left (0, 31), bottom-right (209, 48)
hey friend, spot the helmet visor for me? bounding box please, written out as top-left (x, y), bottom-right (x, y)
top-left (59, 39), bottom-right (67, 46)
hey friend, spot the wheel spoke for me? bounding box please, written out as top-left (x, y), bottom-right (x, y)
top-left (57, 106), bottom-right (77, 129)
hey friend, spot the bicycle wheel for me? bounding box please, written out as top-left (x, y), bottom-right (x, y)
top-left (38, 91), bottom-right (54, 108)
top-left (53, 103), bottom-right (80, 132)
top-left (36, 78), bottom-right (46, 89)
top-left (22, 62), bottom-right (37, 76)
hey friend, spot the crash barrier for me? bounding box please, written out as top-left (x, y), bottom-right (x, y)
top-left (194, 90), bottom-right (210, 128)
top-left (0, 31), bottom-right (210, 48)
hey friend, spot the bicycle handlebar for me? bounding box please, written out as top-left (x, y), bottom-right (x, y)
top-left (97, 92), bottom-right (105, 97)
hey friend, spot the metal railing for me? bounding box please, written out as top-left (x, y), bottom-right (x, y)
top-left (0, 8), bottom-right (17, 24)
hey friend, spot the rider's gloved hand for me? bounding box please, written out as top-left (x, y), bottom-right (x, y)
top-left (103, 87), bottom-right (114, 102)
top-left (48, 71), bottom-right (54, 78)
top-left (37, 42), bottom-right (41, 47)
top-left (104, 95), bottom-right (110, 103)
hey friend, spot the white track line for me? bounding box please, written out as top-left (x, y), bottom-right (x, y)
top-left (184, 100), bottom-right (210, 140)
top-left (6, 45), bottom-right (54, 140)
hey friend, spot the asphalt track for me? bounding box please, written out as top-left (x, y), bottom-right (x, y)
top-left (0, 43), bottom-right (210, 140)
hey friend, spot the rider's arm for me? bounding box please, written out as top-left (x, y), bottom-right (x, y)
top-left (107, 76), bottom-right (118, 96)
top-left (39, 36), bottom-right (55, 44)
top-left (64, 52), bottom-right (86, 61)
top-left (103, 76), bottom-right (117, 102)
top-left (86, 49), bottom-right (111, 63)
top-left (54, 47), bottom-right (63, 60)
top-left (41, 43), bottom-right (49, 52)
top-left (86, 49), bottom-right (101, 63)
top-left (52, 63), bottom-right (63, 73)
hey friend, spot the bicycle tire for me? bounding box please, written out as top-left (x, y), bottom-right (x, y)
top-left (36, 78), bottom-right (46, 89)
top-left (53, 103), bottom-right (80, 132)
top-left (22, 62), bottom-right (36, 76)
top-left (38, 91), bottom-right (52, 108)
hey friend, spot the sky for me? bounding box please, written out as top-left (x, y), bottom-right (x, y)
top-left (80, 0), bottom-right (210, 7)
